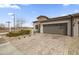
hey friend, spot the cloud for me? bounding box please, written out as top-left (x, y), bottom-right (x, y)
top-left (21, 4), bottom-right (31, 6)
top-left (62, 4), bottom-right (70, 6)
top-left (0, 4), bottom-right (21, 9)
top-left (61, 13), bottom-right (72, 16)
top-left (8, 13), bottom-right (14, 15)
top-left (74, 10), bottom-right (79, 13)
top-left (61, 14), bottom-right (68, 16)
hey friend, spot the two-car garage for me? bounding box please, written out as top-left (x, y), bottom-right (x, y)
top-left (33, 13), bottom-right (79, 37)
top-left (43, 23), bottom-right (67, 35)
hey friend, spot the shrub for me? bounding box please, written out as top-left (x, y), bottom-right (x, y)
top-left (6, 29), bottom-right (31, 37)
top-left (6, 32), bottom-right (20, 37)
top-left (19, 30), bottom-right (31, 35)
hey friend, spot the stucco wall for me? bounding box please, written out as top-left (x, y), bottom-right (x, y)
top-left (73, 18), bottom-right (79, 37)
top-left (33, 20), bottom-right (71, 35)
top-left (38, 17), bottom-right (47, 21)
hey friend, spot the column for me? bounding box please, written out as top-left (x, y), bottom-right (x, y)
top-left (73, 18), bottom-right (78, 37)
top-left (40, 24), bottom-right (43, 33)
top-left (33, 23), bottom-right (36, 34)
top-left (67, 22), bottom-right (71, 36)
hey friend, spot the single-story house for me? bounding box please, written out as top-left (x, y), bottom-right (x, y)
top-left (33, 13), bottom-right (79, 37)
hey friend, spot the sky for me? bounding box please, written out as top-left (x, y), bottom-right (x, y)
top-left (0, 4), bottom-right (79, 27)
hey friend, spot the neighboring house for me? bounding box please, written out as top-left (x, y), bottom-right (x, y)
top-left (33, 13), bottom-right (79, 37)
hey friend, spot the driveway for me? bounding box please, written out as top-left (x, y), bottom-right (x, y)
top-left (0, 35), bottom-right (23, 55)
top-left (0, 42), bottom-right (23, 55)
top-left (1, 33), bottom-right (78, 55)
top-left (0, 33), bottom-right (23, 55)
top-left (6, 33), bottom-right (73, 55)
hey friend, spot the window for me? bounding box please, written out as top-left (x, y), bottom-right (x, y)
top-left (35, 25), bottom-right (38, 29)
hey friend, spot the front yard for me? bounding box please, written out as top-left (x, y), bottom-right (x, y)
top-left (3, 33), bottom-right (79, 55)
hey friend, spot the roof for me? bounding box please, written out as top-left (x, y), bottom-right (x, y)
top-left (33, 13), bottom-right (79, 23)
top-left (37, 15), bottom-right (48, 19)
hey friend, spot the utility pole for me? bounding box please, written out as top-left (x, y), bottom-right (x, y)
top-left (6, 21), bottom-right (11, 32)
top-left (8, 13), bottom-right (16, 32)
top-left (12, 13), bottom-right (16, 32)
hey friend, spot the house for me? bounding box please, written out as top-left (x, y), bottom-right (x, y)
top-left (33, 13), bottom-right (79, 37)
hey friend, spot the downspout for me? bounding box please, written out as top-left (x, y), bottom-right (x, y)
top-left (69, 15), bottom-right (74, 37)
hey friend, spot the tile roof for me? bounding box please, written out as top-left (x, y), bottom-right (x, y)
top-left (33, 13), bottom-right (79, 23)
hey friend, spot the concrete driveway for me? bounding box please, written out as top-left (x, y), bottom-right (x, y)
top-left (6, 33), bottom-right (72, 55)
top-left (0, 42), bottom-right (23, 55)
top-left (0, 33), bottom-right (23, 55)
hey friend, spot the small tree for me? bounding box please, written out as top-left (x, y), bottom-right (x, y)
top-left (16, 18), bottom-right (26, 30)
top-left (6, 21), bottom-right (11, 32)
top-left (0, 23), bottom-right (5, 30)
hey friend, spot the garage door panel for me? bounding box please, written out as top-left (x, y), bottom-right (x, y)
top-left (43, 23), bottom-right (67, 35)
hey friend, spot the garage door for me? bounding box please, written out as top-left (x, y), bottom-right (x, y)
top-left (43, 23), bottom-right (67, 35)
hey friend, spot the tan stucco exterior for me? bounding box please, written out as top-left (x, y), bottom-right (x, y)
top-left (73, 18), bottom-right (79, 37)
top-left (33, 20), bottom-right (71, 35)
top-left (33, 13), bottom-right (79, 37)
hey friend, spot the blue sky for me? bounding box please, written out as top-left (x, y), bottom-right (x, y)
top-left (0, 4), bottom-right (79, 27)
